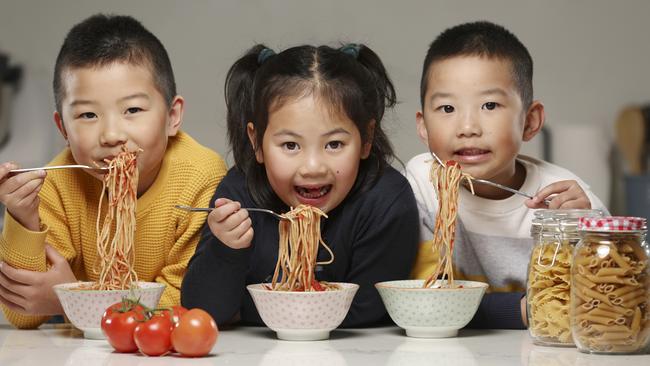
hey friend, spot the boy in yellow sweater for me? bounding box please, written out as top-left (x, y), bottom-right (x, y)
top-left (0, 14), bottom-right (227, 328)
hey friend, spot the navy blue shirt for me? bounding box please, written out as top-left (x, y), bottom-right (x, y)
top-left (181, 166), bottom-right (419, 327)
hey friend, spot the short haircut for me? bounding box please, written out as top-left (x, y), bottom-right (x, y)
top-left (420, 21), bottom-right (533, 109)
top-left (53, 14), bottom-right (176, 114)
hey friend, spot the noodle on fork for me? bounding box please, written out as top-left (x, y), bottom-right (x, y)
top-left (423, 160), bottom-right (474, 289)
top-left (270, 204), bottom-right (339, 292)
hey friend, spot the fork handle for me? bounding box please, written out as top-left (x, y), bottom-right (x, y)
top-left (9, 165), bottom-right (102, 173)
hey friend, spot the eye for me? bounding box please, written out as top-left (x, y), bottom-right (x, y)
top-left (437, 105), bottom-right (455, 113)
top-left (481, 102), bottom-right (497, 110)
top-left (78, 112), bottom-right (97, 119)
top-left (326, 141), bottom-right (343, 150)
top-left (283, 142), bottom-right (299, 151)
top-left (125, 107), bottom-right (143, 115)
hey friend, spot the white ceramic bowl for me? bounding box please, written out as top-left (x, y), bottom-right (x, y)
top-left (53, 281), bottom-right (165, 339)
top-left (247, 282), bottom-right (359, 341)
top-left (375, 279), bottom-right (488, 338)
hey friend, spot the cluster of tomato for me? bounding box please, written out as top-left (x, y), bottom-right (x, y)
top-left (100, 299), bottom-right (218, 357)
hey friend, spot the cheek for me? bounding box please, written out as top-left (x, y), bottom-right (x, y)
top-left (264, 157), bottom-right (293, 187)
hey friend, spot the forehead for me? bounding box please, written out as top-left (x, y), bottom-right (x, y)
top-left (267, 94), bottom-right (358, 133)
top-left (60, 62), bottom-right (158, 99)
top-left (425, 55), bottom-right (517, 95)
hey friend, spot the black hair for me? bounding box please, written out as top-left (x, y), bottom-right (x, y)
top-left (420, 21), bottom-right (533, 109)
top-left (53, 14), bottom-right (176, 114)
top-left (225, 43), bottom-right (397, 211)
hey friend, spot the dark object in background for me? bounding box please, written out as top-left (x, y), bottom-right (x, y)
top-left (0, 52), bottom-right (23, 149)
top-left (615, 104), bottom-right (650, 218)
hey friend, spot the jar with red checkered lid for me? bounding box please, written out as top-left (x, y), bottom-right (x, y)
top-left (571, 216), bottom-right (649, 354)
top-left (527, 209), bottom-right (603, 346)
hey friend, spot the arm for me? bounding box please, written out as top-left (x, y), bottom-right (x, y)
top-left (181, 169), bottom-right (253, 324)
top-left (466, 292), bottom-right (527, 329)
top-left (341, 176), bottom-right (420, 327)
top-left (0, 174), bottom-right (77, 328)
top-left (181, 222), bottom-right (252, 324)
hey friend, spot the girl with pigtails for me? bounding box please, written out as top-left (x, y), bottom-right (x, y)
top-left (181, 43), bottom-right (419, 326)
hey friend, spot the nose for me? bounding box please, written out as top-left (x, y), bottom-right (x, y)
top-left (298, 149), bottom-right (328, 178)
top-left (99, 115), bottom-right (128, 147)
top-left (456, 109), bottom-right (482, 138)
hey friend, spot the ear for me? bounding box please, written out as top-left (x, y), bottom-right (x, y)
top-left (247, 122), bottom-right (264, 163)
top-left (166, 95), bottom-right (185, 136)
top-left (522, 100), bottom-right (545, 142)
top-left (54, 111), bottom-right (68, 141)
top-left (361, 120), bottom-right (376, 159)
top-left (416, 110), bottom-right (429, 146)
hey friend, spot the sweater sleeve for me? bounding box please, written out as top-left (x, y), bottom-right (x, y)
top-left (340, 174), bottom-right (420, 327)
top-left (467, 291), bottom-right (526, 329)
top-left (0, 178), bottom-right (74, 329)
top-left (181, 170), bottom-right (252, 324)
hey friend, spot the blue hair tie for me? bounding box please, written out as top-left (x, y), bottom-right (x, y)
top-left (339, 43), bottom-right (361, 59)
top-left (257, 48), bottom-right (276, 65)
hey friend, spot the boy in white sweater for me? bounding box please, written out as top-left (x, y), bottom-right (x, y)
top-left (406, 21), bottom-right (608, 329)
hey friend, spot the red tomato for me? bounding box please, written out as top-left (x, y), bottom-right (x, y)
top-left (101, 302), bottom-right (146, 353)
top-left (134, 315), bottom-right (173, 357)
top-left (159, 305), bottom-right (188, 353)
top-left (161, 305), bottom-right (188, 325)
top-left (171, 309), bottom-right (218, 357)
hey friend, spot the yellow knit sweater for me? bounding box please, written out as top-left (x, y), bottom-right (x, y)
top-left (0, 131), bottom-right (227, 328)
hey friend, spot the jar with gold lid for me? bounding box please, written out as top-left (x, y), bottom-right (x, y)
top-left (527, 209), bottom-right (603, 346)
top-left (571, 216), bottom-right (649, 354)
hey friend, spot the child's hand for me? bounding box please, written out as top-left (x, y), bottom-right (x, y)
top-left (525, 180), bottom-right (591, 209)
top-left (0, 245), bottom-right (76, 315)
top-left (521, 295), bottom-right (528, 327)
top-left (0, 162), bottom-right (46, 231)
top-left (206, 198), bottom-right (254, 249)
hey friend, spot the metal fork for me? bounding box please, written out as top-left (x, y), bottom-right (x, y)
top-left (174, 205), bottom-right (286, 220)
top-left (429, 151), bottom-right (550, 205)
top-left (9, 165), bottom-right (109, 174)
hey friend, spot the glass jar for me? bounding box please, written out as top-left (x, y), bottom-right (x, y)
top-left (527, 209), bottom-right (603, 346)
top-left (571, 216), bottom-right (649, 354)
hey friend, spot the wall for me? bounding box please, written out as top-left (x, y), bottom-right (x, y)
top-left (2, 0), bottom-right (650, 204)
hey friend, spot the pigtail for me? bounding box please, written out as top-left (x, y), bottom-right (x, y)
top-left (351, 44), bottom-right (397, 169)
top-left (354, 44), bottom-right (397, 119)
top-left (224, 44), bottom-right (270, 170)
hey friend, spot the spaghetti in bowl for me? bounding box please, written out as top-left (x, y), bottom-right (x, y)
top-left (53, 281), bottom-right (165, 339)
top-left (375, 279), bottom-right (487, 338)
top-left (247, 282), bottom-right (359, 341)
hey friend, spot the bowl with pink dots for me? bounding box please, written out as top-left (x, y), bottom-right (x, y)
top-left (247, 282), bottom-right (359, 341)
top-left (53, 281), bottom-right (165, 339)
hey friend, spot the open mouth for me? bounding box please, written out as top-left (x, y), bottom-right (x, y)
top-left (454, 148), bottom-right (490, 156)
top-left (295, 185), bottom-right (332, 199)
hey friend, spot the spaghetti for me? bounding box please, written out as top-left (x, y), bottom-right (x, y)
top-left (423, 160), bottom-right (474, 289)
top-left (270, 204), bottom-right (340, 292)
top-left (89, 146), bottom-right (140, 290)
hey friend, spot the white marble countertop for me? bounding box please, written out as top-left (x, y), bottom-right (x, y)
top-left (0, 324), bottom-right (648, 366)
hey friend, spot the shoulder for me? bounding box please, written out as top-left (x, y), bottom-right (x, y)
top-left (518, 155), bottom-right (584, 182)
top-left (404, 153), bottom-right (432, 179)
top-left (404, 153), bottom-right (436, 204)
top-left (166, 131), bottom-right (228, 183)
top-left (348, 165), bottom-right (416, 215)
top-left (212, 167), bottom-right (255, 205)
